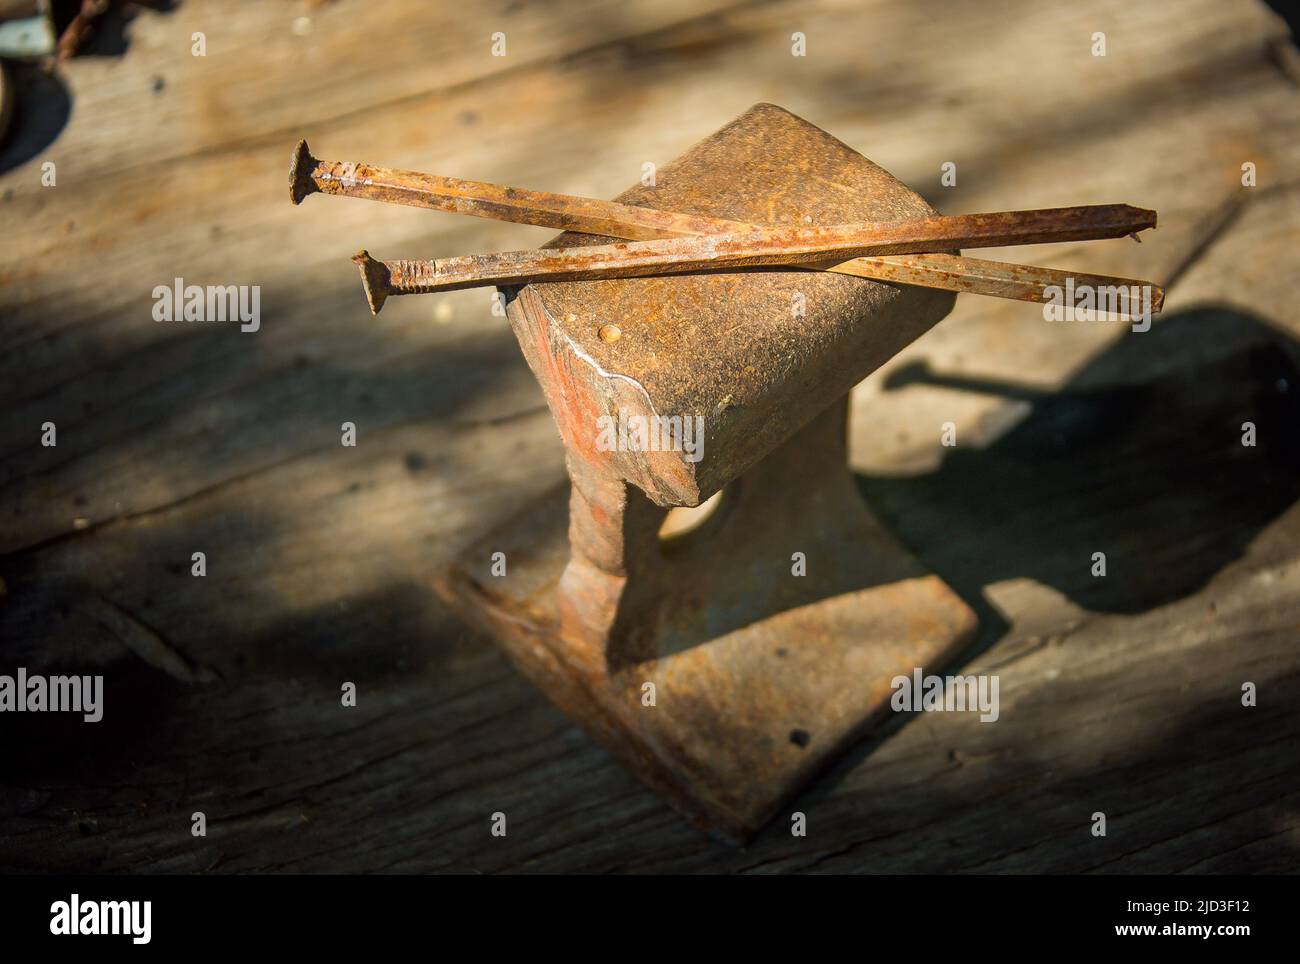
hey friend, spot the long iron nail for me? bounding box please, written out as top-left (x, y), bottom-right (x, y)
top-left (352, 206), bottom-right (1162, 314)
top-left (293, 140), bottom-right (1158, 308)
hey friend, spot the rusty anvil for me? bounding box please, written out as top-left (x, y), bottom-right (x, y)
top-left (434, 104), bottom-right (977, 844)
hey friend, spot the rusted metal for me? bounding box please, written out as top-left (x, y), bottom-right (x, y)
top-left (846, 252), bottom-right (1164, 313)
top-left (290, 138), bottom-right (748, 239)
top-left (436, 400), bottom-right (977, 843)
top-left (351, 204), bottom-right (1158, 313)
top-left (292, 139), bottom-right (1159, 308)
top-left (55, 0), bottom-right (110, 60)
top-left (0, 60), bottom-right (12, 145)
top-left (422, 104), bottom-right (1004, 842)
top-left (301, 102), bottom-right (1167, 841)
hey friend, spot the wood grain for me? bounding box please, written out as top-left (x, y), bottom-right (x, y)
top-left (1, 0), bottom-right (1298, 872)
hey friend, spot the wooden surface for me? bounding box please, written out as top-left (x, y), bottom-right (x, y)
top-left (2, 0), bottom-right (1299, 872)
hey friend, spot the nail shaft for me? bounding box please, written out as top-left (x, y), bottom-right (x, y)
top-left (352, 203), bottom-right (1161, 313)
top-left (293, 140), bottom-right (1159, 308)
top-left (856, 253), bottom-right (1164, 312)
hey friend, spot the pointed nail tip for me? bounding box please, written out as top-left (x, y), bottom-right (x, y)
top-left (289, 138), bottom-right (319, 205)
top-left (1114, 204), bottom-right (1157, 230)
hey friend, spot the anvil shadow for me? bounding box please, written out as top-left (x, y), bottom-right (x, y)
top-left (614, 304), bottom-right (1299, 669)
top-left (857, 304), bottom-right (1300, 655)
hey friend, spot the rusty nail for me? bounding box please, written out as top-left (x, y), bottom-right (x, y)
top-left (291, 141), bottom-right (1161, 309)
top-left (349, 206), bottom-right (1161, 313)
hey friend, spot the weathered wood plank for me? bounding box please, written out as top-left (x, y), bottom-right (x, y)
top-left (0, 0), bottom-right (749, 180)
top-left (2, 0), bottom-right (1299, 873)
top-left (2, 0), bottom-right (1295, 553)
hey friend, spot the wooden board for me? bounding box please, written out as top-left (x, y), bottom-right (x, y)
top-left (1, 0), bottom-right (1298, 871)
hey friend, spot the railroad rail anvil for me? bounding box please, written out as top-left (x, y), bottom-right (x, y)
top-left (435, 103), bottom-right (978, 843)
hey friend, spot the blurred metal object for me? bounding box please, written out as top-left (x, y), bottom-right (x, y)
top-left (0, 59), bottom-right (14, 145)
top-left (55, 0), bottom-right (110, 60)
top-left (0, 0), bottom-right (108, 61)
top-left (0, 1), bottom-right (56, 58)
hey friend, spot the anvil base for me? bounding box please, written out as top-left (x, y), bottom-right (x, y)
top-left (433, 405), bottom-right (978, 844)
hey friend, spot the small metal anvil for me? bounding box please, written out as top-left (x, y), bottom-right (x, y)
top-left (432, 104), bottom-right (978, 843)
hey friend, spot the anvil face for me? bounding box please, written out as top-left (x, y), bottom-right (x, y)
top-left (505, 103), bottom-right (956, 508)
top-left (436, 104), bottom-right (975, 843)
